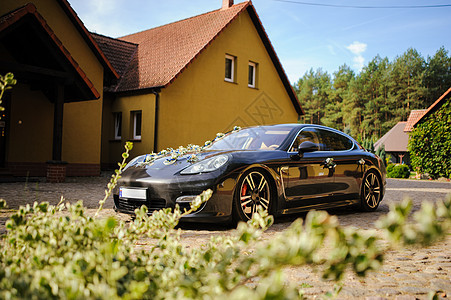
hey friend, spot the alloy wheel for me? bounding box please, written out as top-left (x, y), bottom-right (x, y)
top-left (363, 172), bottom-right (381, 209)
top-left (239, 171), bottom-right (270, 220)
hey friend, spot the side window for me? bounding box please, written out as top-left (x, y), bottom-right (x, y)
top-left (290, 128), bottom-right (320, 152)
top-left (131, 110), bottom-right (142, 140)
top-left (113, 112), bottom-right (122, 140)
top-left (317, 129), bottom-right (353, 151)
top-left (248, 61), bottom-right (257, 88)
top-left (225, 54), bottom-right (236, 83)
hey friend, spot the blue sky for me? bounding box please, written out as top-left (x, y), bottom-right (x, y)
top-left (69, 0), bottom-right (451, 83)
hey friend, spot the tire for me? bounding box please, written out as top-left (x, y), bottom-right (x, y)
top-left (233, 169), bottom-right (273, 222)
top-left (360, 170), bottom-right (382, 211)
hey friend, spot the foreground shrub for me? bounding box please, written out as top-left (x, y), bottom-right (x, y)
top-left (386, 163), bottom-right (410, 178)
top-left (1, 191), bottom-right (450, 299)
top-left (0, 73), bottom-right (16, 115)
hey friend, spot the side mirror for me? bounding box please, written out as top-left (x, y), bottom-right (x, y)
top-left (298, 141), bottom-right (319, 155)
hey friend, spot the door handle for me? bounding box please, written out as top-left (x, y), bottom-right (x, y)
top-left (322, 158), bottom-right (336, 169)
top-left (280, 166), bottom-right (289, 175)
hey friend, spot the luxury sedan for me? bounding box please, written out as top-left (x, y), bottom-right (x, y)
top-left (113, 124), bottom-right (386, 222)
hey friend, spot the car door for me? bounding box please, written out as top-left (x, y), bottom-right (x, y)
top-left (316, 128), bottom-right (362, 199)
top-left (281, 128), bottom-right (336, 208)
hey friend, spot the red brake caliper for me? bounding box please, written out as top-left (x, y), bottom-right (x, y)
top-left (241, 183), bottom-right (248, 198)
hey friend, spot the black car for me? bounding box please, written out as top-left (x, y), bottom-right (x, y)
top-left (113, 124), bottom-right (386, 222)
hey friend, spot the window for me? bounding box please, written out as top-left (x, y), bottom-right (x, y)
top-left (317, 129), bottom-right (354, 151)
top-left (290, 128), bottom-right (320, 152)
top-left (248, 61), bottom-right (257, 88)
top-left (113, 112), bottom-right (122, 140)
top-left (132, 111), bottom-right (142, 140)
top-left (225, 54), bottom-right (235, 82)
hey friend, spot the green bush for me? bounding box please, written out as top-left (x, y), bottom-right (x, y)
top-left (408, 98), bottom-right (451, 179)
top-left (0, 73), bottom-right (16, 116)
top-left (1, 193), bottom-right (450, 299)
top-left (386, 163), bottom-right (410, 178)
top-left (375, 145), bottom-right (387, 167)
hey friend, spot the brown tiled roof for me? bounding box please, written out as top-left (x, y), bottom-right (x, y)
top-left (91, 33), bottom-right (137, 91)
top-left (116, 2), bottom-right (249, 91)
top-left (404, 109), bottom-right (426, 132)
top-left (0, 3), bottom-right (100, 100)
top-left (374, 122), bottom-right (409, 152)
top-left (411, 87), bottom-right (451, 128)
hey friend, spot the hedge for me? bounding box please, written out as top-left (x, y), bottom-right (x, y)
top-left (408, 98), bottom-right (451, 179)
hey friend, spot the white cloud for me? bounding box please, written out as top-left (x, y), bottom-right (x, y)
top-left (346, 41), bottom-right (367, 55)
top-left (346, 41), bottom-right (367, 71)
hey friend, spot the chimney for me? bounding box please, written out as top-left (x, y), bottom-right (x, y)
top-left (222, 0), bottom-right (233, 9)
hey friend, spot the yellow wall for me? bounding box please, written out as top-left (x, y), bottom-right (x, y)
top-left (2, 0), bottom-right (105, 165)
top-left (156, 10), bottom-right (299, 150)
top-left (101, 93), bottom-right (156, 164)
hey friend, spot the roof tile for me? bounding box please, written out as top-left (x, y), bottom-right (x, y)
top-left (404, 109), bottom-right (426, 132)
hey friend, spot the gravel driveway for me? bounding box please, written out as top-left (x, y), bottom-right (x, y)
top-left (1, 176), bottom-right (450, 299)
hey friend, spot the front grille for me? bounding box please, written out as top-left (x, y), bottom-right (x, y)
top-left (115, 195), bottom-right (167, 213)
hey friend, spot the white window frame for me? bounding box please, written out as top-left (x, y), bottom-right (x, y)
top-left (114, 112), bottom-right (122, 140)
top-left (225, 54), bottom-right (235, 83)
top-left (132, 111), bottom-right (142, 140)
top-left (248, 61), bottom-right (257, 88)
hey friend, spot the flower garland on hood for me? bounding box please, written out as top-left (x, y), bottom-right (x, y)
top-left (137, 126), bottom-right (241, 167)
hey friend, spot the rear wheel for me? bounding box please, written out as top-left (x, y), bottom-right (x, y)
top-left (361, 171), bottom-right (382, 211)
top-left (233, 169), bottom-right (272, 222)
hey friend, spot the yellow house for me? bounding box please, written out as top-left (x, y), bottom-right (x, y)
top-left (0, 0), bottom-right (303, 180)
top-left (98, 0), bottom-right (304, 168)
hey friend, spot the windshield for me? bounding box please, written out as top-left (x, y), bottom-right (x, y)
top-left (208, 127), bottom-right (292, 151)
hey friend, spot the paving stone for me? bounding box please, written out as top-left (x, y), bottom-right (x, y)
top-left (339, 286), bottom-right (368, 297)
top-left (402, 280), bottom-right (425, 287)
top-left (394, 296), bottom-right (416, 300)
top-left (392, 274), bottom-right (411, 280)
top-left (402, 267), bottom-right (421, 273)
top-left (301, 287), bottom-right (327, 295)
top-left (430, 279), bottom-right (451, 293)
top-left (415, 272), bottom-right (437, 280)
top-left (395, 257), bottom-right (411, 261)
top-left (373, 277), bottom-right (398, 287)
top-left (399, 286), bottom-right (430, 295)
top-left (374, 288), bottom-right (401, 296)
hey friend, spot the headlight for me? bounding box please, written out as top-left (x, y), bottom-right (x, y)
top-left (181, 154), bottom-right (229, 174)
top-left (123, 155), bottom-right (146, 171)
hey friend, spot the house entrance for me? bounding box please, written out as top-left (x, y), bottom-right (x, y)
top-left (0, 93), bottom-right (10, 168)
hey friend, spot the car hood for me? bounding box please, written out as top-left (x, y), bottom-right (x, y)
top-left (122, 150), bottom-right (233, 179)
top-left (120, 149), bottom-right (288, 184)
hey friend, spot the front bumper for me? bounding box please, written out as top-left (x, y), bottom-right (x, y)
top-left (113, 173), bottom-right (237, 221)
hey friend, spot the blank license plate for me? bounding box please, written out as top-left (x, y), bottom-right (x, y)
top-left (119, 187), bottom-right (147, 200)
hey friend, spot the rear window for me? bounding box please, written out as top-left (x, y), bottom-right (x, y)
top-left (317, 129), bottom-right (354, 151)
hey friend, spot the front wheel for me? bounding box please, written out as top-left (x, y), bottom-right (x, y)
top-left (233, 169), bottom-right (273, 222)
top-left (360, 171), bottom-right (382, 211)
